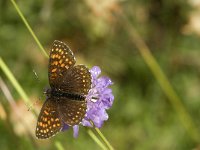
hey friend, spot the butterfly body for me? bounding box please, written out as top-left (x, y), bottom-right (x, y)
top-left (36, 40), bottom-right (91, 139)
top-left (48, 88), bottom-right (85, 101)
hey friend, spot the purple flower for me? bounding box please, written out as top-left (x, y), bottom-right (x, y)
top-left (62, 66), bottom-right (114, 138)
top-left (82, 66), bottom-right (114, 127)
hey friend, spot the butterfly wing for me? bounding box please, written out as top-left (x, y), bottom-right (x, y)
top-left (48, 40), bottom-right (76, 88)
top-left (36, 98), bottom-right (63, 139)
top-left (57, 65), bottom-right (91, 126)
top-left (58, 98), bottom-right (87, 126)
top-left (47, 41), bottom-right (91, 128)
top-left (49, 40), bottom-right (91, 95)
top-left (60, 65), bottom-right (91, 95)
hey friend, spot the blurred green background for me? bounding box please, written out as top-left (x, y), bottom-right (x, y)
top-left (1, 0), bottom-right (200, 149)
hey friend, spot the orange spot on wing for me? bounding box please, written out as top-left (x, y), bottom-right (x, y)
top-left (48, 120), bottom-right (50, 125)
top-left (39, 122), bottom-right (43, 126)
top-left (61, 64), bottom-right (65, 67)
top-left (51, 68), bottom-right (57, 72)
top-left (59, 59), bottom-right (63, 64)
top-left (44, 110), bottom-right (49, 115)
top-left (51, 54), bottom-right (56, 59)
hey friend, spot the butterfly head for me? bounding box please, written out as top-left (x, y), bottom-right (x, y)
top-left (43, 88), bottom-right (51, 97)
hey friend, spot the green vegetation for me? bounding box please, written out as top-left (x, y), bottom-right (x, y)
top-left (1, 0), bottom-right (200, 149)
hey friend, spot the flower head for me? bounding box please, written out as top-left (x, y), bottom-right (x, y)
top-left (82, 66), bottom-right (114, 128)
top-left (62, 66), bottom-right (114, 137)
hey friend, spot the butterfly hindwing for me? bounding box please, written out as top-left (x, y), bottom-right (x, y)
top-left (48, 40), bottom-right (76, 88)
top-left (36, 98), bottom-right (63, 139)
top-left (58, 98), bottom-right (87, 126)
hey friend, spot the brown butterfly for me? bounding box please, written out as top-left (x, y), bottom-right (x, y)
top-left (35, 40), bottom-right (91, 139)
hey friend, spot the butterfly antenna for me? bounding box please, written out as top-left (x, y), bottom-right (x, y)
top-left (27, 97), bottom-right (42, 111)
top-left (27, 70), bottom-right (43, 111)
top-left (33, 69), bottom-right (40, 83)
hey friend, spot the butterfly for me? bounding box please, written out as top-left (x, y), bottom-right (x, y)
top-left (35, 40), bottom-right (91, 139)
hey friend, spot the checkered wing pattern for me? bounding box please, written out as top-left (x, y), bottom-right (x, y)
top-left (48, 40), bottom-right (76, 88)
top-left (59, 98), bottom-right (87, 126)
top-left (36, 98), bottom-right (63, 139)
top-left (60, 65), bottom-right (91, 95)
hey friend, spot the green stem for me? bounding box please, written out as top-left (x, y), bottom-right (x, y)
top-left (0, 57), bottom-right (40, 116)
top-left (10, 0), bottom-right (48, 58)
top-left (87, 129), bottom-right (108, 150)
top-left (94, 128), bottom-right (114, 150)
top-left (55, 141), bottom-right (65, 150)
top-left (0, 57), bottom-right (31, 106)
top-left (89, 121), bottom-right (114, 150)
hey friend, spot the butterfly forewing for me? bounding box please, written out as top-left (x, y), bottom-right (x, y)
top-left (59, 98), bottom-right (87, 126)
top-left (36, 98), bottom-right (63, 139)
top-left (49, 40), bottom-right (76, 88)
top-left (60, 65), bottom-right (91, 95)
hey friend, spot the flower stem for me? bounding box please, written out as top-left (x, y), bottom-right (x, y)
top-left (94, 127), bottom-right (114, 150)
top-left (89, 121), bottom-right (114, 150)
top-left (0, 58), bottom-right (32, 107)
top-left (10, 0), bottom-right (48, 58)
top-left (87, 129), bottom-right (108, 150)
top-left (55, 141), bottom-right (65, 150)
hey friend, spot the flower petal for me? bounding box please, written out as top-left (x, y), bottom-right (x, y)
top-left (90, 66), bottom-right (101, 78)
top-left (82, 66), bottom-right (114, 129)
top-left (62, 123), bottom-right (70, 131)
top-left (73, 125), bottom-right (79, 138)
top-left (82, 119), bottom-right (92, 127)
